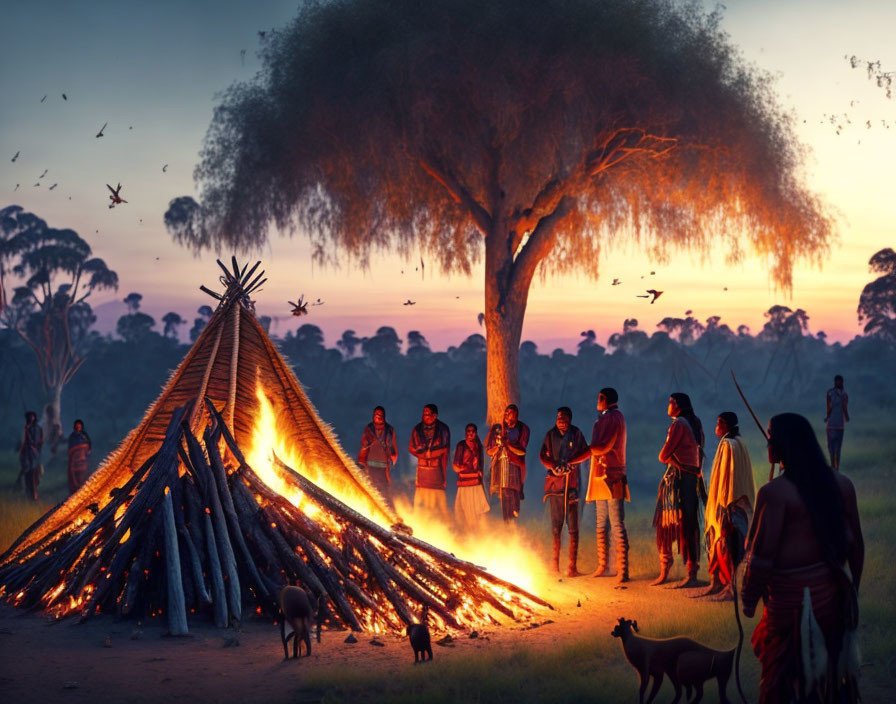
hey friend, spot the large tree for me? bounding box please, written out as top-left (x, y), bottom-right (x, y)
top-left (173, 0), bottom-right (832, 421)
top-left (0, 205), bottom-right (117, 447)
top-left (857, 247), bottom-right (896, 341)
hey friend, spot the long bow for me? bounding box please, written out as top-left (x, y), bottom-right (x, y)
top-left (730, 369), bottom-right (777, 482)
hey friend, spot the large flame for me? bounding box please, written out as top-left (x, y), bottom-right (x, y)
top-left (246, 383), bottom-right (552, 597)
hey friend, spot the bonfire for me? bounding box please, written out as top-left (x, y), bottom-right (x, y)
top-left (0, 259), bottom-right (549, 635)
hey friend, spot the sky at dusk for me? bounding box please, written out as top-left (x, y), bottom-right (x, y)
top-left (2, 0), bottom-right (894, 352)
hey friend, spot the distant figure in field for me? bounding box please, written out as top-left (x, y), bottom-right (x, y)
top-left (451, 423), bottom-right (489, 532)
top-left (698, 411), bottom-right (755, 600)
top-left (486, 404), bottom-right (530, 524)
top-left (825, 375), bottom-right (850, 470)
top-left (584, 387), bottom-right (631, 584)
top-left (67, 419), bottom-right (92, 495)
top-left (409, 403), bottom-right (451, 521)
top-left (653, 392), bottom-right (705, 587)
top-left (540, 406), bottom-right (590, 576)
top-left (742, 413), bottom-right (863, 704)
top-left (358, 406), bottom-right (398, 504)
top-left (18, 411), bottom-right (43, 501)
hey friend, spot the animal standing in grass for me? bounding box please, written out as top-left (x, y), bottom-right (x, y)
top-left (278, 585), bottom-right (318, 659)
top-left (611, 617), bottom-right (733, 704)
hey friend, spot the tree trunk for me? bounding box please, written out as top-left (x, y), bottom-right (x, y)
top-left (43, 384), bottom-right (63, 455)
top-left (483, 234), bottom-right (528, 427)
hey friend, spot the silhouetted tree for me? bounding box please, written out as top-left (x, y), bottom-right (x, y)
top-left (176, 0), bottom-right (833, 422)
top-left (336, 329), bottom-right (362, 358)
top-left (578, 330), bottom-right (597, 353)
top-left (0, 206), bottom-right (117, 447)
top-left (857, 247), bottom-right (896, 341)
top-left (189, 305), bottom-right (214, 342)
top-left (162, 311), bottom-right (186, 339)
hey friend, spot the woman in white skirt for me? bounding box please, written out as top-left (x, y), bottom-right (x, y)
top-left (452, 424), bottom-right (491, 532)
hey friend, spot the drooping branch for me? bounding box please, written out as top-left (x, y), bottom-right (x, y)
top-left (418, 155), bottom-right (493, 235)
top-left (585, 126), bottom-right (678, 176)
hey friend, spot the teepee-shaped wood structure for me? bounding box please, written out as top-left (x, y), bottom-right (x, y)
top-left (0, 260), bottom-right (549, 634)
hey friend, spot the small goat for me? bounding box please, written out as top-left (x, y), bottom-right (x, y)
top-left (611, 617), bottom-right (734, 704)
top-left (278, 585), bottom-right (318, 660)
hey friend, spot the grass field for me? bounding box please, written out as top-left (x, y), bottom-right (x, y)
top-left (0, 435), bottom-right (894, 703)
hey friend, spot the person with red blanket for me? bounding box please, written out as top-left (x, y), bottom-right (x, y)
top-left (741, 413), bottom-right (864, 704)
top-left (67, 419), bottom-right (92, 495)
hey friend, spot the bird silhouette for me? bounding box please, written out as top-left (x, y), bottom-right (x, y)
top-left (48, 183), bottom-right (57, 190)
top-left (240, 49), bottom-right (246, 65)
top-left (40, 95), bottom-right (47, 103)
top-left (14, 184), bottom-right (19, 191)
top-left (62, 93), bottom-right (67, 101)
top-left (288, 294), bottom-right (308, 316)
top-left (11, 151), bottom-right (19, 162)
top-left (477, 312), bottom-right (485, 327)
top-left (39, 169), bottom-right (48, 179)
top-left (96, 122), bottom-right (107, 138)
top-left (311, 298), bottom-right (324, 306)
top-left (403, 299), bottom-right (416, 306)
top-left (611, 278), bottom-right (621, 286)
top-left (162, 164), bottom-right (168, 173)
top-left (258, 30), bottom-right (266, 39)
top-left (635, 289), bottom-right (663, 304)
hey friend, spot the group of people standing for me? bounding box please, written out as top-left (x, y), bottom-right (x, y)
top-left (17, 412), bottom-right (91, 500)
top-left (355, 390), bottom-right (632, 581)
top-left (356, 378), bottom-right (864, 703)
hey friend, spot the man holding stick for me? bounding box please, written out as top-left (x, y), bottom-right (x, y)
top-left (540, 407), bottom-right (589, 576)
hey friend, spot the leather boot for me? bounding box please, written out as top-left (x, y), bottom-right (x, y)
top-left (592, 528), bottom-right (608, 577)
top-left (615, 529), bottom-right (630, 584)
top-left (551, 534), bottom-right (561, 574)
top-left (650, 554), bottom-right (672, 586)
top-left (566, 533), bottom-right (580, 577)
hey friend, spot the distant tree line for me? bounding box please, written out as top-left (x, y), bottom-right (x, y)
top-left (2, 267), bottom-right (894, 507)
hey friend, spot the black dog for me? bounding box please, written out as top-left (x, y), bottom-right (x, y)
top-left (407, 604), bottom-right (432, 663)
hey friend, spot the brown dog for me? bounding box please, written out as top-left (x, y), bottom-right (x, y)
top-left (611, 617), bottom-right (733, 704)
top-left (278, 585), bottom-right (318, 659)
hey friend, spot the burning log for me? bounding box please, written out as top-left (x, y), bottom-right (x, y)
top-left (1, 398), bottom-right (550, 634)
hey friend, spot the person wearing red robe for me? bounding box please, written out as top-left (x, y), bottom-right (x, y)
top-left (67, 419), bottom-right (92, 495)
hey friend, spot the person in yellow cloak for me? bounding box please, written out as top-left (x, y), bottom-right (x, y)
top-left (698, 411), bottom-right (756, 599)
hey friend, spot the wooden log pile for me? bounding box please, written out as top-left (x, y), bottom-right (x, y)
top-left (0, 400), bottom-right (550, 634)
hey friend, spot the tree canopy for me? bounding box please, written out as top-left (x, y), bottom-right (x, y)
top-left (183, 0), bottom-right (830, 283)
top-left (857, 247), bottom-right (896, 341)
top-left (173, 0), bottom-right (834, 420)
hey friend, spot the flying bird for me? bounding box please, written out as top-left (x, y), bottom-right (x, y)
top-left (48, 183), bottom-right (57, 190)
top-left (33, 182), bottom-right (40, 187)
top-left (650, 271), bottom-right (656, 275)
top-left (240, 48), bottom-right (246, 65)
top-left (311, 298), bottom-right (324, 306)
top-left (403, 299), bottom-right (416, 306)
top-left (14, 184), bottom-right (19, 191)
top-left (62, 93), bottom-right (67, 101)
top-left (96, 122), bottom-right (107, 138)
top-left (40, 95), bottom-right (47, 103)
top-left (288, 294), bottom-right (308, 316)
top-left (39, 169), bottom-right (48, 179)
top-left (106, 182), bottom-right (128, 208)
top-left (258, 30), bottom-right (266, 39)
top-left (611, 278), bottom-right (621, 286)
top-left (635, 289), bottom-right (663, 304)
top-left (11, 151), bottom-right (19, 162)
top-left (477, 312), bottom-right (485, 327)
top-left (162, 164), bottom-right (168, 173)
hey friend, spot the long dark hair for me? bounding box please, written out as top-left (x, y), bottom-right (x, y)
top-left (769, 413), bottom-right (848, 563)
top-left (670, 392), bottom-right (704, 449)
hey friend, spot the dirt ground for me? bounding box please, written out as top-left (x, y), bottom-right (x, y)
top-left (0, 574), bottom-right (737, 704)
